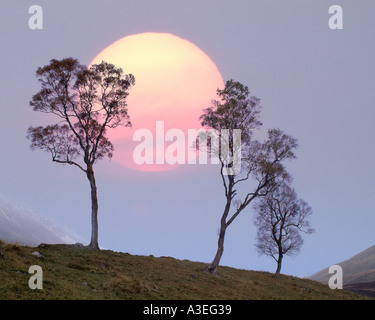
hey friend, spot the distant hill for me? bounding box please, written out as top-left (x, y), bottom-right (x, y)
top-left (309, 244), bottom-right (375, 298)
top-left (0, 193), bottom-right (83, 246)
top-left (0, 241), bottom-right (367, 300)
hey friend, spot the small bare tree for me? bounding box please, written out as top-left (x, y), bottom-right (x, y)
top-left (199, 79), bottom-right (298, 274)
top-left (253, 183), bottom-right (314, 278)
top-left (27, 58), bottom-right (135, 250)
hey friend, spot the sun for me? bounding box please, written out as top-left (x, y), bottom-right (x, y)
top-left (89, 32), bottom-right (224, 172)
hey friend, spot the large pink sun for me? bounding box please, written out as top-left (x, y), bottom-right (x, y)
top-left (90, 32), bottom-right (224, 172)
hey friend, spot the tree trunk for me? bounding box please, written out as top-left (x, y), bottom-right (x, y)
top-left (274, 253), bottom-right (283, 279)
top-left (205, 198), bottom-right (231, 275)
top-left (87, 166), bottom-right (99, 250)
top-left (205, 223), bottom-right (227, 275)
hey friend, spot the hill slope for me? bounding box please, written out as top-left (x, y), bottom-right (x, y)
top-left (0, 193), bottom-right (81, 246)
top-left (309, 245), bottom-right (375, 285)
top-left (309, 244), bottom-right (375, 298)
top-left (0, 240), bottom-right (367, 300)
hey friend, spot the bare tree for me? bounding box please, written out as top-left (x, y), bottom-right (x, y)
top-left (253, 183), bottom-right (314, 278)
top-left (27, 58), bottom-right (135, 250)
top-left (199, 80), bottom-right (298, 274)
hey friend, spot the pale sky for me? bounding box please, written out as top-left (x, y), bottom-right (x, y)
top-left (0, 0), bottom-right (374, 278)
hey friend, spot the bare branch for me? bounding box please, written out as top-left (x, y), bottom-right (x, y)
top-left (52, 158), bottom-right (87, 173)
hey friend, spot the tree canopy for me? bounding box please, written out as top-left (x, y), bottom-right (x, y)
top-left (27, 57), bottom-right (135, 249)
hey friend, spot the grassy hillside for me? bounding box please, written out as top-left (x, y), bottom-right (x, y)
top-left (0, 240), bottom-right (368, 300)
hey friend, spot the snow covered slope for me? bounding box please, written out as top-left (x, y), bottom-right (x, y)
top-left (0, 193), bottom-right (84, 246)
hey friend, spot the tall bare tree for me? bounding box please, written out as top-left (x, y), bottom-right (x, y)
top-left (253, 183), bottom-right (314, 278)
top-left (27, 58), bottom-right (135, 250)
top-left (199, 80), bottom-right (298, 274)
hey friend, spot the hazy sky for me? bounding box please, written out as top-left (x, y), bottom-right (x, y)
top-left (1, 0), bottom-right (374, 278)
